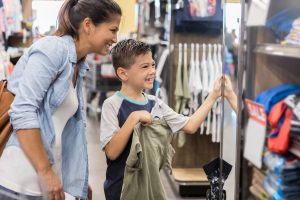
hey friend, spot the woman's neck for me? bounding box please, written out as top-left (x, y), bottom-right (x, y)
top-left (75, 37), bottom-right (90, 62)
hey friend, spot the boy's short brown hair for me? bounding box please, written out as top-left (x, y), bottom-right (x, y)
top-left (111, 39), bottom-right (152, 73)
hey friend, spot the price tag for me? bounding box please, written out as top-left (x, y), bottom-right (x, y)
top-left (243, 99), bottom-right (267, 168)
top-left (247, 0), bottom-right (271, 26)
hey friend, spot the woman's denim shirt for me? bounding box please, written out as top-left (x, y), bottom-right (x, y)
top-left (7, 35), bottom-right (89, 199)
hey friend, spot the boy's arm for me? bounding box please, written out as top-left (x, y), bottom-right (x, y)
top-left (181, 93), bottom-right (218, 134)
top-left (104, 112), bottom-right (139, 160)
top-left (101, 102), bottom-right (153, 161)
top-left (181, 75), bottom-right (237, 134)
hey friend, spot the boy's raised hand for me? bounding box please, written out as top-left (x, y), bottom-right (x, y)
top-left (211, 75), bottom-right (223, 99)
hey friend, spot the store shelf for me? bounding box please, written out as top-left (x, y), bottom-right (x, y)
top-left (172, 168), bottom-right (208, 183)
top-left (255, 44), bottom-right (300, 59)
top-left (289, 139), bottom-right (300, 158)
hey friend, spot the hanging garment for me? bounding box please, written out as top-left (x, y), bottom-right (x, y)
top-left (0, 7), bottom-right (5, 33)
top-left (177, 43), bottom-right (190, 147)
top-left (188, 43), bottom-right (196, 114)
top-left (3, 0), bottom-right (22, 35)
top-left (213, 44), bottom-right (220, 76)
top-left (120, 120), bottom-right (175, 200)
top-left (182, 43), bottom-right (190, 110)
top-left (285, 94), bottom-right (300, 140)
top-left (217, 44), bottom-right (222, 73)
top-left (194, 43), bottom-right (203, 110)
top-left (201, 44), bottom-right (209, 135)
top-left (267, 100), bottom-right (292, 154)
top-left (155, 48), bottom-right (170, 104)
top-left (206, 44), bottom-right (214, 136)
top-left (211, 44), bottom-right (220, 142)
top-left (156, 48), bottom-right (170, 84)
top-left (175, 43), bottom-right (184, 113)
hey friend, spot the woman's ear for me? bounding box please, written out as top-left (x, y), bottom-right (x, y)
top-left (117, 67), bottom-right (128, 82)
top-left (81, 17), bottom-right (94, 35)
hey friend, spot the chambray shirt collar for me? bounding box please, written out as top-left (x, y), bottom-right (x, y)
top-left (62, 35), bottom-right (77, 64)
top-left (61, 35), bottom-right (90, 74)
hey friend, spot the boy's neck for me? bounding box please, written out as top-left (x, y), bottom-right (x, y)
top-left (120, 84), bottom-right (144, 101)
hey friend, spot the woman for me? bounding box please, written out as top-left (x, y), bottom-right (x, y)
top-left (0, 0), bottom-right (121, 199)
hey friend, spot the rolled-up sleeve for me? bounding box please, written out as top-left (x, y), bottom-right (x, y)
top-left (9, 38), bottom-right (67, 131)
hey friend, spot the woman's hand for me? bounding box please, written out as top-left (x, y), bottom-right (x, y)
top-left (38, 167), bottom-right (65, 200)
top-left (223, 75), bottom-right (235, 99)
top-left (223, 75), bottom-right (238, 113)
top-left (88, 185), bottom-right (92, 200)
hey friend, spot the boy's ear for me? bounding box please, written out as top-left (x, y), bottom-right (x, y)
top-left (117, 67), bottom-right (128, 81)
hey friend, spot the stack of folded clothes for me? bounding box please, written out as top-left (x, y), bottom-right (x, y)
top-left (283, 17), bottom-right (300, 46)
top-left (250, 168), bottom-right (269, 200)
top-left (263, 151), bottom-right (300, 199)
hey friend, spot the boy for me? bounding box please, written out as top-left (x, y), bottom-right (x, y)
top-left (100, 39), bottom-right (237, 200)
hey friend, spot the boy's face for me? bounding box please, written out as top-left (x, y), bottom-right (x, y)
top-left (121, 51), bottom-right (156, 91)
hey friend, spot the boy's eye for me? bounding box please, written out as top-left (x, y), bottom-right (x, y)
top-left (142, 65), bottom-right (149, 69)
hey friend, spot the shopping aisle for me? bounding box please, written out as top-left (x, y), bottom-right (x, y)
top-left (86, 116), bottom-right (204, 200)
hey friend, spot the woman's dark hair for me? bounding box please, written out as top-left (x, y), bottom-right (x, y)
top-left (55, 0), bottom-right (122, 38)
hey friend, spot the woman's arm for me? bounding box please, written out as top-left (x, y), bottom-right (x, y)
top-left (9, 38), bottom-right (68, 200)
top-left (17, 129), bottom-right (65, 200)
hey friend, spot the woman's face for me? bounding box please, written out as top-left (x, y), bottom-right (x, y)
top-left (88, 15), bottom-right (121, 55)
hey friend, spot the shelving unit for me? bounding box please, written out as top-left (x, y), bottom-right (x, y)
top-left (238, 0), bottom-right (300, 199)
top-left (255, 43), bottom-right (300, 59)
top-left (289, 138), bottom-right (300, 158)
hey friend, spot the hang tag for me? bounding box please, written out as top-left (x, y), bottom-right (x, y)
top-left (243, 99), bottom-right (267, 169)
top-left (247, 0), bottom-right (271, 26)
